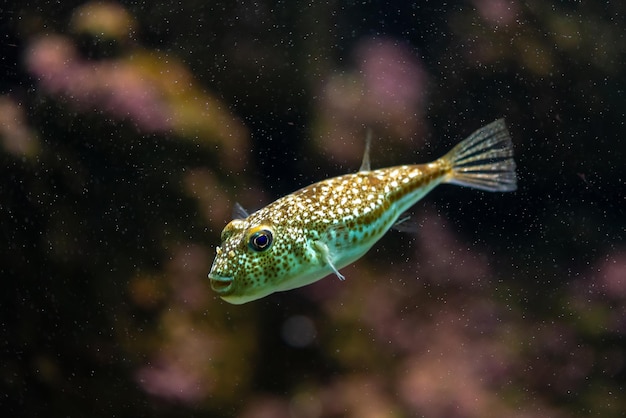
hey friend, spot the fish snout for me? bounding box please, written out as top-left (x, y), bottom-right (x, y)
top-left (209, 274), bottom-right (234, 294)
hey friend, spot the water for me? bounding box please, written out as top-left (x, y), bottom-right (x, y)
top-left (1, 1), bottom-right (624, 417)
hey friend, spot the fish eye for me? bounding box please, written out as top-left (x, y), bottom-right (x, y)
top-left (249, 229), bottom-right (273, 252)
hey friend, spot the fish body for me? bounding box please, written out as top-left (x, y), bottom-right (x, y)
top-left (210, 119), bottom-right (517, 304)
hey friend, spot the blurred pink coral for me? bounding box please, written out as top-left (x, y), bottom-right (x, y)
top-left (0, 96), bottom-right (41, 157)
top-left (569, 248), bottom-right (626, 311)
top-left (355, 37), bottom-right (428, 123)
top-left (238, 396), bottom-right (292, 418)
top-left (595, 250), bottom-right (626, 300)
top-left (130, 242), bottom-right (258, 405)
top-left (136, 358), bottom-right (206, 404)
top-left (471, 0), bottom-right (519, 25)
top-left (70, 1), bottom-right (135, 40)
top-left (25, 35), bottom-right (172, 132)
top-left (567, 249), bottom-right (626, 336)
top-left (24, 32), bottom-right (249, 171)
top-left (319, 375), bottom-right (398, 418)
top-left (315, 36), bottom-right (428, 166)
top-left (134, 310), bottom-right (219, 404)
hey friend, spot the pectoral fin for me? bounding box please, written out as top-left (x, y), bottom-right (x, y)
top-left (312, 240), bottom-right (345, 281)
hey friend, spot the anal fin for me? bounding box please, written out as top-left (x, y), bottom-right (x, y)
top-left (391, 212), bottom-right (421, 233)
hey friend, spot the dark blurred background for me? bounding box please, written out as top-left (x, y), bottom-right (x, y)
top-left (1, 1), bottom-right (625, 417)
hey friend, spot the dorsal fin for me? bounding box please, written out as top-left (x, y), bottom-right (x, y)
top-left (359, 128), bottom-right (373, 172)
top-left (232, 202), bottom-right (250, 219)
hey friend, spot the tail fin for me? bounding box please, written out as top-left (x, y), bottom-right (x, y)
top-left (442, 119), bottom-right (517, 192)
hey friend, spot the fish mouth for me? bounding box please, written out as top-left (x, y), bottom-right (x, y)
top-left (209, 274), bottom-right (234, 294)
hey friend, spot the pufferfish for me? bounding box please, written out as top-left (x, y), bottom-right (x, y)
top-left (209, 119), bottom-right (517, 304)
